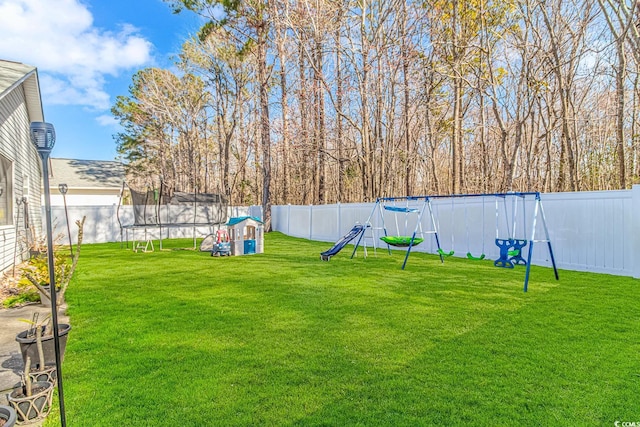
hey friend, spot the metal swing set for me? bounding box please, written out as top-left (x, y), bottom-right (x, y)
top-left (351, 192), bottom-right (559, 292)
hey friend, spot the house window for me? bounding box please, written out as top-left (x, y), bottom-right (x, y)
top-left (0, 154), bottom-right (13, 226)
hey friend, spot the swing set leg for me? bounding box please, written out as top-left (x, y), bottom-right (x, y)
top-left (524, 241), bottom-right (534, 292)
top-left (401, 245), bottom-right (412, 270)
top-left (434, 232), bottom-right (445, 264)
top-left (401, 232), bottom-right (420, 269)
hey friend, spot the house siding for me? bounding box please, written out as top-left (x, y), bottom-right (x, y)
top-left (0, 84), bottom-right (43, 273)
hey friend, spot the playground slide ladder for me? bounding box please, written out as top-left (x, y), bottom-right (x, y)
top-left (358, 221), bottom-right (382, 257)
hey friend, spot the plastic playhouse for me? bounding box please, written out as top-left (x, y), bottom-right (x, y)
top-left (226, 216), bottom-right (264, 255)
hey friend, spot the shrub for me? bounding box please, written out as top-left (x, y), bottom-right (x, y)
top-left (22, 243), bottom-right (72, 290)
top-left (23, 217), bottom-right (86, 308)
top-left (0, 216), bottom-right (87, 310)
top-left (2, 289), bottom-right (40, 308)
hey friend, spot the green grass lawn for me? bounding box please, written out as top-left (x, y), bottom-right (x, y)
top-left (45, 232), bottom-right (639, 426)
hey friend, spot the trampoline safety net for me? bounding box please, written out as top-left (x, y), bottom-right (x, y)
top-left (129, 188), bottom-right (228, 226)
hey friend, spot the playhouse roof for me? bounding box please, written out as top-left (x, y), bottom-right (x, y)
top-left (226, 216), bottom-right (263, 226)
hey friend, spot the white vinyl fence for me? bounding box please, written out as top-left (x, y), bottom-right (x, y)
top-left (47, 205), bottom-right (262, 245)
top-left (40, 187), bottom-right (640, 278)
top-left (272, 186), bottom-right (640, 279)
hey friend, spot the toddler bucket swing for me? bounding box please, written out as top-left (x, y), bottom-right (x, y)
top-left (508, 195), bottom-right (528, 266)
top-left (494, 194), bottom-right (527, 268)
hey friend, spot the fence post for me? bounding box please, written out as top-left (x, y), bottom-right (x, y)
top-left (111, 204), bottom-right (116, 242)
top-left (309, 205), bottom-right (313, 241)
top-left (337, 202), bottom-right (341, 241)
top-left (633, 185), bottom-right (640, 279)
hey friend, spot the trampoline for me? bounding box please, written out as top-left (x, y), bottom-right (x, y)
top-left (118, 182), bottom-right (228, 251)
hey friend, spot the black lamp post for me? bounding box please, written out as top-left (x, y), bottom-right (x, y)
top-left (58, 183), bottom-right (73, 257)
top-left (30, 121), bottom-right (66, 427)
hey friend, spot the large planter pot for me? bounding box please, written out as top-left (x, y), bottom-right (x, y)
top-left (0, 405), bottom-right (17, 427)
top-left (37, 285), bottom-right (51, 306)
top-left (15, 323), bottom-right (71, 370)
top-left (37, 286), bottom-right (65, 307)
top-left (28, 365), bottom-right (56, 384)
top-left (7, 381), bottom-right (53, 424)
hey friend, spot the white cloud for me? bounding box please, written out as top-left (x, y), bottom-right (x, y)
top-left (96, 114), bottom-right (119, 127)
top-left (0, 0), bottom-right (153, 110)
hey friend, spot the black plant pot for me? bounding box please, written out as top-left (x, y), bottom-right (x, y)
top-left (0, 405), bottom-right (17, 427)
top-left (15, 323), bottom-right (71, 370)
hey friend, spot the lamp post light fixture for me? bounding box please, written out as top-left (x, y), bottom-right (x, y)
top-left (58, 183), bottom-right (73, 257)
top-left (29, 121), bottom-right (67, 427)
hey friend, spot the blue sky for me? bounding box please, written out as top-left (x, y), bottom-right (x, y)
top-left (0, 0), bottom-right (203, 160)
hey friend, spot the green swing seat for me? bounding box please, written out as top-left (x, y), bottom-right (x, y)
top-left (380, 236), bottom-right (424, 247)
top-left (437, 248), bottom-right (454, 257)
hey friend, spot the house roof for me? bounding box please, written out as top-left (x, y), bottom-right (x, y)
top-left (226, 216), bottom-right (263, 226)
top-left (0, 59), bottom-right (44, 122)
top-left (49, 158), bottom-right (125, 190)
